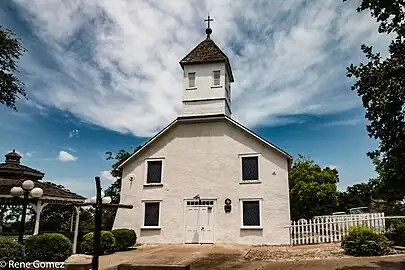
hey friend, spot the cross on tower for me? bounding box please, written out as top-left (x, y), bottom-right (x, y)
top-left (204, 15), bottom-right (213, 39)
top-left (204, 15), bottom-right (213, 29)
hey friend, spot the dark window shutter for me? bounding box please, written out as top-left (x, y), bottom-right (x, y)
top-left (144, 202), bottom-right (160, 226)
top-left (213, 71), bottom-right (220, 85)
top-left (243, 201), bottom-right (260, 226)
top-left (147, 161), bottom-right (162, 183)
top-left (242, 156), bottom-right (258, 180)
top-left (188, 73), bottom-right (195, 87)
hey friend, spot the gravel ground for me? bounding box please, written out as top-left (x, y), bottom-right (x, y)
top-left (245, 243), bottom-right (348, 262)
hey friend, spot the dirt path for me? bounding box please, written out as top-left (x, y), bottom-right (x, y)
top-left (98, 244), bottom-right (405, 270)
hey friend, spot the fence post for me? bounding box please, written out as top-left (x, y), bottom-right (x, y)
top-left (289, 224), bottom-right (292, 246)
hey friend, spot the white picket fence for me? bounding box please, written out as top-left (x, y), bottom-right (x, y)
top-left (287, 213), bottom-right (386, 245)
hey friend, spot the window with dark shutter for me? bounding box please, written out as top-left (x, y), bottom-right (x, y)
top-left (144, 202), bottom-right (160, 226)
top-left (243, 201), bottom-right (260, 226)
top-left (213, 71), bottom-right (220, 86)
top-left (242, 156), bottom-right (258, 180)
top-left (147, 160), bottom-right (162, 183)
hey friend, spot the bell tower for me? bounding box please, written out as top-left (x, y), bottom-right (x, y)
top-left (179, 16), bottom-right (234, 118)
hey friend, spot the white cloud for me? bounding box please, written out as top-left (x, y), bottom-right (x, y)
top-left (57, 151), bottom-right (77, 162)
top-left (25, 152), bottom-right (34, 158)
top-left (100, 170), bottom-right (116, 182)
top-left (68, 129), bottom-right (79, 138)
top-left (324, 116), bottom-right (365, 127)
top-left (12, 0), bottom-right (392, 136)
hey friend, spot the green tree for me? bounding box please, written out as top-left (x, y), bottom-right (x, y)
top-left (102, 145), bottom-right (142, 229)
top-left (337, 179), bottom-right (379, 212)
top-left (344, 0), bottom-right (405, 201)
top-left (289, 154), bottom-right (339, 220)
top-left (0, 26), bottom-right (26, 110)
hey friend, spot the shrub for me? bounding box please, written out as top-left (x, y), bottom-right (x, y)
top-left (80, 231), bottom-right (116, 254)
top-left (25, 233), bottom-right (72, 262)
top-left (386, 218), bottom-right (405, 246)
top-left (0, 236), bottom-right (25, 262)
top-left (111, 229), bottom-right (137, 251)
top-left (341, 225), bottom-right (392, 256)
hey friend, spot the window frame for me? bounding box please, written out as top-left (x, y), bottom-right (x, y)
top-left (212, 70), bottom-right (221, 86)
top-left (188, 72), bottom-right (196, 88)
top-left (144, 157), bottom-right (165, 186)
top-left (141, 200), bottom-right (162, 229)
top-left (239, 153), bottom-right (260, 183)
top-left (239, 198), bottom-right (263, 229)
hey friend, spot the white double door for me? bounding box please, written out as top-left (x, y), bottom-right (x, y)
top-left (185, 205), bottom-right (214, 244)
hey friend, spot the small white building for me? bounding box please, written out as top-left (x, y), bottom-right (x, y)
top-left (113, 26), bottom-right (292, 245)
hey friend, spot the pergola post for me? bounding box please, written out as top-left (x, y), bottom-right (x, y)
top-left (31, 200), bottom-right (49, 235)
top-left (72, 206), bottom-right (81, 254)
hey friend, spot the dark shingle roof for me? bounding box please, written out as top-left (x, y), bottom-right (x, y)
top-left (179, 38), bottom-right (234, 82)
top-left (0, 162), bottom-right (44, 178)
top-left (0, 178), bottom-right (86, 200)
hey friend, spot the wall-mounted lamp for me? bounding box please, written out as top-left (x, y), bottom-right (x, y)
top-left (193, 194), bottom-right (201, 205)
top-left (129, 175), bottom-right (134, 182)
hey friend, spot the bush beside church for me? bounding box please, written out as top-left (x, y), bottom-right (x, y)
top-left (80, 228), bottom-right (137, 254)
top-left (0, 228), bottom-right (136, 263)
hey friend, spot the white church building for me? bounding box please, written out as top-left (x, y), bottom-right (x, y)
top-left (113, 23), bottom-right (292, 245)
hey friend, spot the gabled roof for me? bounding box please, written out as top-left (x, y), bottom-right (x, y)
top-left (118, 114), bottom-right (292, 169)
top-left (179, 38), bottom-right (234, 82)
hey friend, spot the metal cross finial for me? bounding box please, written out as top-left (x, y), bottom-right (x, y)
top-left (205, 15), bottom-right (213, 29)
top-left (204, 15), bottom-right (214, 38)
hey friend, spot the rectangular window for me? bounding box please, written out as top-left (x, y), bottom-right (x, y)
top-left (242, 156), bottom-right (259, 180)
top-left (144, 202), bottom-right (160, 227)
top-left (242, 201), bottom-right (260, 226)
top-left (213, 71), bottom-right (220, 86)
top-left (188, 72), bottom-right (195, 88)
top-left (146, 160), bottom-right (162, 183)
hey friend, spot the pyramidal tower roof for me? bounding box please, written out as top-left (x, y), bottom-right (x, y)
top-left (179, 17), bottom-right (234, 82)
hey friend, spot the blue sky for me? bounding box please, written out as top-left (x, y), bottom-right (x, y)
top-left (0, 0), bottom-right (390, 197)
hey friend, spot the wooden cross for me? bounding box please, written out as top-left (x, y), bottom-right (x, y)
top-left (204, 15), bottom-right (213, 29)
top-left (70, 177), bottom-right (133, 270)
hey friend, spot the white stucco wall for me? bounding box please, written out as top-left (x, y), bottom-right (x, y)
top-left (114, 119), bottom-right (291, 245)
top-left (182, 100), bottom-right (229, 117)
top-left (181, 63), bottom-right (231, 117)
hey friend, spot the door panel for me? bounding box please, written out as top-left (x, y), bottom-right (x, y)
top-left (200, 206), bottom-right (214, 243)
top-left (185, 207), bottom-right (199, 243)
top-left (185, 202), bottom-right (215, 244)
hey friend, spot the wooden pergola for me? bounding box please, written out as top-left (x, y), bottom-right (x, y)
top-left (0, 150), bottom-right (86, 253)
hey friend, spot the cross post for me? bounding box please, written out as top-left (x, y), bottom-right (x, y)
top-left (69, 177), bottom-right (133, 270)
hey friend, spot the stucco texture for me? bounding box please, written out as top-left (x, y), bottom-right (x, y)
top-left (113, 119), bottom-right (291, 245)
